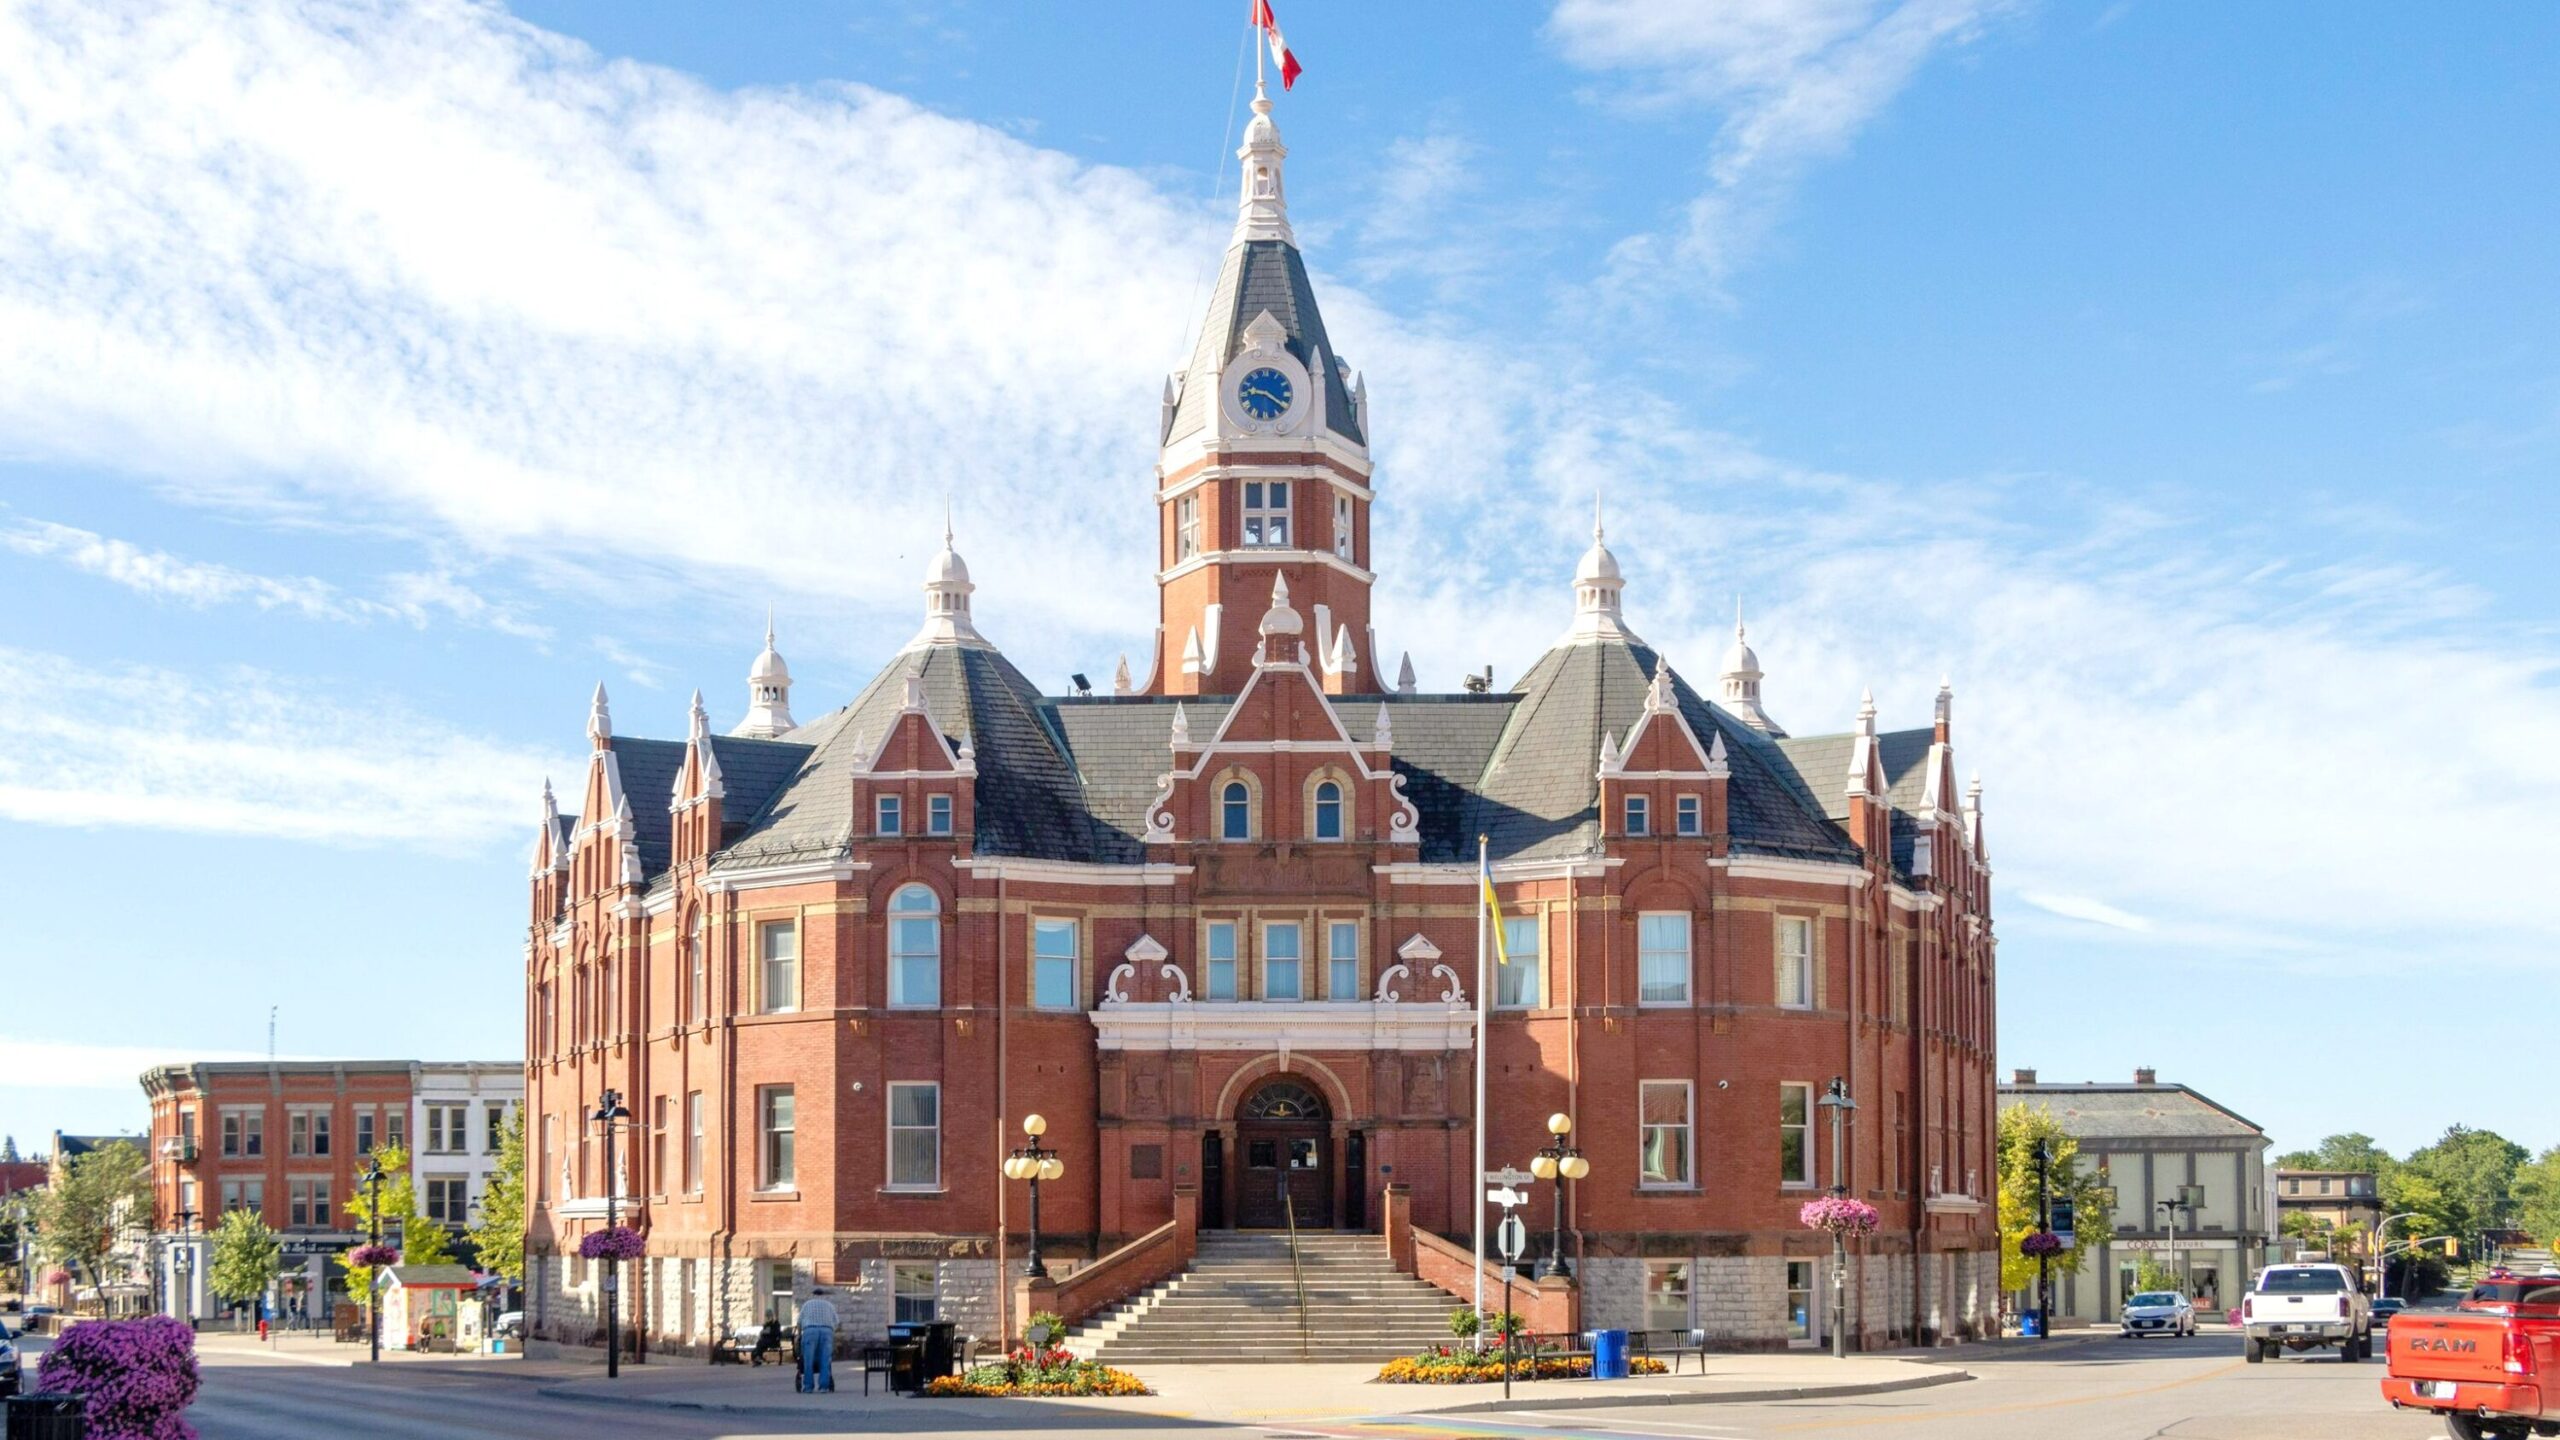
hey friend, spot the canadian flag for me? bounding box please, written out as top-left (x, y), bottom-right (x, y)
top-left (1252, 0), bottom-right (1304, 90)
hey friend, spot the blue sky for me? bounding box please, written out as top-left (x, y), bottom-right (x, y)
top-left (3, 0), bottom-right (2555, 1162)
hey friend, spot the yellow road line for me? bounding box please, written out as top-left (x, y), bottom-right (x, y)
top-left (1766, 1361), bottom-right (2246, 1432)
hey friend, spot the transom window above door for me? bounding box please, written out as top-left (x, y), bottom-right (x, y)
top-left (1240, 1080), bottom-right (1326, 1120)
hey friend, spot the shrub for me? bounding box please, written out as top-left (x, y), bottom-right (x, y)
top-left (1377, 1346), bottom-right (1671, 1384)
top-left (37, 1316), bottom-right (202, 1440)
top-left (577, 1226), bottom-right (646, 1262)
top-left (1447, 1306), bottom-right (1481, 1339)
top-left (925, 1354), bottom-right (1151, 1397)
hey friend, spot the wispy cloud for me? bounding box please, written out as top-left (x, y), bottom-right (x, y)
top-left (1546, 0), bottom-right (2018, 294)
top-left (0, 645), bottom-right (564, 850)
top-left (2020, 891), bottom-right (2152, 932)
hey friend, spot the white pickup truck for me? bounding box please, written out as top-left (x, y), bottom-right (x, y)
top-left (2240, 1262), bottom-right (2372, 1363)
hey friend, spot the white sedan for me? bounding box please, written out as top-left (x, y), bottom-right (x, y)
top-left (2120, 1291), bottom-right (2198, 1338)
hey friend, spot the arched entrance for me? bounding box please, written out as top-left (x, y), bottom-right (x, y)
top-left (1234, 1078), bottom-right (1331, 1229)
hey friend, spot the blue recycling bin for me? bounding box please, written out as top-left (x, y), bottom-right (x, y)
top-left (2020, 1310), bottom-right (2044, 1338)
top-left (1592, 1328), bottom-right (1631, 1379)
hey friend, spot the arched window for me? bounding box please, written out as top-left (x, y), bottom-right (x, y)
top-left (1313, 781), bottom-right (1344, 841)
top-left (1222, 781), bottom-right (1253, 840)
top-left (889, 884), bottom-right (941, 1007)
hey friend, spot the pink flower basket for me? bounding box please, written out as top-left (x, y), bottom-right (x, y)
top-left (578, 1226), bottom-right (646, 1262)
top-left (1798, 1196), bottom-right (1881, 1235)
top-left (2020, 1231), bottom-right (2065, 1257)
top-left (346, 1244), bottom-right (400, 1269)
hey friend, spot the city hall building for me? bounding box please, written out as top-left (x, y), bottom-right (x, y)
top-left (524, 87), bottom-right (2001, 1356)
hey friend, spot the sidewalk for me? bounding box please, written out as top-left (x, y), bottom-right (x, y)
top-left (192, 1329), bottom-right (542, 1369)
top-left (536, 1353), bottom-right (1969, 1423)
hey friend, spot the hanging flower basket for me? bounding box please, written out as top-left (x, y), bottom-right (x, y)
top-left (578, 1226), bottom-right (645, 1262)
top-left (347, 1243), bottom-right (401, 1268)
top-left (1798, 1196), bottom-right (1881, 1235)
top-left (43, 1268), bottom-right (71, 1287)
top-left (2020, 1231), bottom-right (2065, 1257)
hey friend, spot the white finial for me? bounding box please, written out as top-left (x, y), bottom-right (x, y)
top-left (1180, 626), bottom-right (1206, 676)
top-left (1858, 688), bottom-right (1878, 734)
top-left (735, 618), bottom-right (796, 738)
top-left (1396, 651), bottom-right (1417, 695)
top-left (1234, 79), bottom-right (1293, 245)
top-left (1259, 571), bottom-right (1303, 639)
top-left (688, 688), bottom-right (710, 744)
top-left (1707, 729), bottom-right (1729, 772)
top-left (1646, 657), bottom-right (1676, 713)
top-left (1373, 703), bottom-right (1393, 749)
top-left (1326, 622), bottom-right (1357, 677)
top-left (1718, 599), bottom-right (1781, 735)
top-left (1598, 729), bottom-right (1622, 773)
top-left (587, 682), bottom-right (612, 747)
top-left (912, 516), bottom-right (985, 649)
top-left (1967, 771), bottom-right (1983, 807)
top-left (1935, 677), bottom-right (1953, 729)
top-left (1566, 504), bottom-right (1633, 642)
top-left (1113, 654), bottom-right (1133, 696)
top-left (1169, 702), bottom-right (1191, 748)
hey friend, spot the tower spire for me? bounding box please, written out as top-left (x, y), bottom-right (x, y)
top-left (1565, 499), bottom-right (1633, 641)
top-left (1719, 597), bottom-right (1782, 735)
top-left (911, 517), bottom-right (987, 649)
top-left (734, 616), bottom-right (797, 738)
top-left (1234, 81), bottom-right (1292, 244)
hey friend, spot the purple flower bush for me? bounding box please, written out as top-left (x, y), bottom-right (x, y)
top-left (2019, 1231), bottom-right (2065, 1257)
top-left (346, 1243), bottom-right (401, 1268)
top-left (37, 1315), bottom-right (201, 1440)
top-left (578, 1226), bottom-right (645, 1262)
top-left (1798, 1196), bottom-right (1882, 1235)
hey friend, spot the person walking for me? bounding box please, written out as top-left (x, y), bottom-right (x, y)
top-left (795, 1287), bottom-right (839, 1393)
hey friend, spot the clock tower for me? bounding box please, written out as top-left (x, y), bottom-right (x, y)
top-left (1146, 81), bottom-right (1373, 697)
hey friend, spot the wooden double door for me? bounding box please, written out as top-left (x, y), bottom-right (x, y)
top-left (1232, 1078), bottom-right (1332, 1229)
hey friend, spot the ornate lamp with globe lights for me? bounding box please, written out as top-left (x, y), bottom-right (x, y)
top-left (1528, 1113), bottom-right (1590, 1280)
top-left (1003, 1115), bottom-right (1065, 1279)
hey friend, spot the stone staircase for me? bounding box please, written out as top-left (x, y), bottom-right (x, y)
top-left (1072, 1230), bottom-right (1460, 1365)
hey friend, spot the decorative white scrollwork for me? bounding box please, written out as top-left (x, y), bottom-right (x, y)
top-left (1101, 962), bottom-right (1136, 1006)
top-left (1141, 780), bottom-right (1178, 843)
top-left (1386, 773), bottom-right (1421, 843)
top-left (1159, 962), bottom-right (1193, 1003)
top-left (1429, 964), bottom-right (1465, 1005)
top-left (1374, 963), bottom-right (1410, 1002)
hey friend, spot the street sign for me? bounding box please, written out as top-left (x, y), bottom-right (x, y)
top-left (2049, 1197), bottom-right (2076, 1250)
top-left (1486, 1186), bottom-right (1526, 1209)
top-left (1497, 1213), bottom-right (1527, 1263)
top-left (1483, 1166), bottom-right (1535, 1187)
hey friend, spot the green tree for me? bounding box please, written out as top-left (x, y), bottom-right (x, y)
top-left (465, 1107), bottom-right (527, 1283)
top-left (0, 1135), bottom-right (19, 1162)
top-left (341, 1143), bottom-right (421, 1305)
top-left (2513, 1145), bottom-right (2560, 1248)
top-left (207, 1207), bottom-right (282, 1309)
top-left (1996, 1103), bottom-right (2116, 1295)
top-left (33, 1140), bottom-right (148, 1293)
top-left (2405, 1125), bottom-right (2528, 1242)
top-left (2275, 1133), bottom-right (2394, 1174)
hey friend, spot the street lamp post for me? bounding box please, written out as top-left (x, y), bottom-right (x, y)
top-left (1816, 1077), bottom-right (1858, 1359)
top-left (590, 1089), bottom-right (632, 1379)
top-left (361, 1157), bottom-right (386, 1364)
top-left (1527, 1113), bottom-right (1588, 1281)
top-left (2376, 1211), bottom-right (2422, 1300)
top-left (1003, 1115), bottom-right (1064, 1279)
top-left (2035, 1140), bottom-right (2052, 1340)
top-left (2156, 1185), bottom-right (2202, 1298)
top-left (172, 1208), bottom-right (197, 1327)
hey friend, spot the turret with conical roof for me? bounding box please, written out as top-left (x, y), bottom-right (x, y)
top-left (733, 617), bottom-right (797, 738)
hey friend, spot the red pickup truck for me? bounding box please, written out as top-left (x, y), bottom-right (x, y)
top-left (2382, 1272), bottom-right (2560, 1439)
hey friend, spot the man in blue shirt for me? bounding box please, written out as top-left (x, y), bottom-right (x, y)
top-left (796, 1287), bottom-right (839, 1393)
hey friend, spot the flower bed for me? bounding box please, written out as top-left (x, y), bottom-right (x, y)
top-left (923, 1347), bottom-right (1152, 1397)
top-left (37, 1315), bottom-right (201, 1440)
top-left (1378, 1346), bottom-right (1670, 1384)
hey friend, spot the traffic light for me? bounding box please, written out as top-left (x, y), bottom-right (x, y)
top-left (2444, 1237), bottom-right (2460, 1256)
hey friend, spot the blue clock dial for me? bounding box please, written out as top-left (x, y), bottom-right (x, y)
top-left (1237, 367), bottom-right (1293, 421)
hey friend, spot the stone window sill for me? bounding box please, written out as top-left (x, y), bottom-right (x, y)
top-left (1635, 1184), bottom-right (1700, 1195)
top-left (749, 1188), bottom-right (799, 1202)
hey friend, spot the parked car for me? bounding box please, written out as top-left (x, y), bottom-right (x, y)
top-left (2370, 1297), bottom-right (2408, 1330)
top-left (2121, 1291), bottom-right (2199, 1338)
top-left (493, 1310), bottom-right (524, 1341)
top-left (0, 1320), bottom-right (21, 1398)
top-left (2381, 1270), bottom-right (2560, 1438)
top-left (2241, 1262), bottom-right (2372, 1363)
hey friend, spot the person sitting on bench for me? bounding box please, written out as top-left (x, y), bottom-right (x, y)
top-left (751, 1316), bottom-right (784, 1366)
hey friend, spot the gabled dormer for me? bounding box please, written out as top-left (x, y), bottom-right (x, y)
top-left (846, 673), bottom-right (978, 853)
top-left (1843, 688), bottom-right (1894, 863)
top-left (668, 689), bottom-right (726, 868)
top-left (1597, 659), bottom-right (1729, 843)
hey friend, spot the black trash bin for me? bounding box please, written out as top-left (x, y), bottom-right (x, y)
top-left (919, 1321), bottom-right (957, 1381)
top-left (5, 1392), bottom-right (86, 1440)
top-left (885, 1323), bottom-right (928, 1395)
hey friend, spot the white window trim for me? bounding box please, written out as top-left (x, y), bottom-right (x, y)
top-left (1032, 916), bottom-right (1081, 1010)
top-left (926, 793), bottom-right (954, 836)
top-left (1636, 910), bottom-right (1691, 1007)
top-left (1776, 914), bottom-right (1815, 1011)
top-left (1241, 478), bottom-right (1292, 548)
top-left (1495, 913), bottom-right (1542, 1010)
top-left (1779, 1080), bottom-right (1816, 1189)
top-left (876, 793), bottom-right (903, 837)
top-left (888, 886), bottom-right (942, 1009)
top-left (757, 1085), bottom-right (796, 1192)
top-left (1261, 919), bottom-right (1305, 1002)
top-left (1638, 1078), bottom-right (1696, 1191)
top-left (1325, 918), bottom-right (1362, 1002)
top-left (1675, 794), bottom-right (1703, 836)
top-left (1625, 794), bottom-right (1649, 836)
top-left (1203, 918), bottom-right (1241, 1002)
top-left (886, 1081), bottom-right (943, 1192)
top-left (758, 918), bottom-right (801, 1015)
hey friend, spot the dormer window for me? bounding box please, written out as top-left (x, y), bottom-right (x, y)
top-left (1221, 781), bottom-right (1253, 840)
top-left (1242, 481), bottom-right (1290, 547)
top-left (876, 794), bottom-right (903, 837)
top-left (1313, 781), bottom-right (1343, 841)
top-left (1676, 795), bottom-right (1702, 836)
top-left (927, 794), bottom-right (953, 836)
top-left (1624, 794), bottom-right (1649, 837)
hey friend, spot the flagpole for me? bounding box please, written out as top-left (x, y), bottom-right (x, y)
top-left (1473, 833), bottom-right (1490, 1338)
top-left (1252, 0), bottom-right (1265, 92)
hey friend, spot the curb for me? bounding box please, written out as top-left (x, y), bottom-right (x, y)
top-left (533, 1383), bottom-right (1018, 1419)
top-left (1420, 1367), bottom-right (1972, 1415)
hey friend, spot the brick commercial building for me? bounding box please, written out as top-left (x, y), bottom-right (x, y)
top-left (141, 1060), bottom-right (520, 1321)
top-left (525, 85), bottom-right (2001, 1358)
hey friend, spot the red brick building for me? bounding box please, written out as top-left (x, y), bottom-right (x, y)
top-left (525, 86), bottom-right (2000, 1356)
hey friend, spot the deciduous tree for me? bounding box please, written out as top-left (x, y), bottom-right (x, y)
top-left (33, 1140), bottom-right (148, 1293)
top-left (465, 1107), bottom-right (526, 1283)
top-left (208, 1208), bottom-right (281, 1308)
top-left (1996, 1104), bottom-right (2115, 1295)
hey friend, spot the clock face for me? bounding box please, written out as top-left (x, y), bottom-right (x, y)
top-left (1237, 366), bottom-right (1293, 422)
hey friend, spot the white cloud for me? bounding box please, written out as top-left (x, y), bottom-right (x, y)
top-left (2019, 891), bottom-right (2151, 932)
top-left (0, 1039), bottom-right (299, 1092)
top-left (1546, 0), bottom-right (2016, 291)
top-left (0, 645), bottom-right (564, 850)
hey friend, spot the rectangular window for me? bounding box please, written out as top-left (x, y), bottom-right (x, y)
top-left (1205, 920), bottom-right (1239, 1001)
top-left (653, 1096), bottom-right (671, 1192)
top-left (1263, 920), bottom-right (1303, 1001)
top-left (1497, 915), bottom-right (1541, 1008)
top-left (486, 1103), bottom-right (508, 1155)
top-left (758, 1086), bottom-right (796, 1191)
top-left (429, 1104), bottom-right (468, 1154)
top-left (1780, 1082), bottom-right (1814, 1186)
top-left (386, 1110), bottom-right (404, 1150)
top-left (1033, 918), bottom-right (1078, 1010)
top-left (1625, 794), bottom-right (1649, 836)
top-left (540, 1115), bottom-right (557, 1201)
top-left (1676, 794), bottom-right (1702, 836)
top-left (759, 919), bottom-right (799, 1014)
top-left (1638, 911), bottom-right (1691, 1005)
top-left (1333, 494), bottom-right (1354, 561)
top-left (888, 1082), bottom-right (941, 1190)
top-left (1242, 479), bottom-right (1290, 547)
top-left (1175, 493), bottom-right (1201, 562)
top-left (1644, 1260), bottom-right (1693, 1332)
top-left (223, 1111), bottom-right (262, 1158)
top-left (688, 913), bottom-right (708, 1022)
top-left (875, 794), bottom-right (902, 836)
top-left (892, 1263), bottom-right (938, 1324)
top-left (313, 1112), bottom-right (330, 1157)
top-left (1640, 1080), bottom-right (1693, 1188)
top-left (422, 1176), bottom-right (468, 1224)
top-left (221, 1178), bottom-right (264, 1219)
top-left (1786, 1261), bottom-right (1816, 1342)
top-left (1327, 920), bottom-right (1360, 1001)
top-left (289, 1111), bottom-right (312, 1158)
top-left (927, 794), bottom-right (953, 836)
top-left (685, 1091), bottom-right (705, 1194)
top-left (1776, 915), bottom-right (1814, 1009)
top-left (356, 1111), bottom-right (376, 1156)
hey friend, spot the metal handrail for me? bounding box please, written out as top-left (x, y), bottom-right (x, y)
top-left (1282, 1177), bottom-right (1312, 1360)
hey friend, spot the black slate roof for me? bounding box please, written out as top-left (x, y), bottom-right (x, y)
top-left (1164, 240), bottom-right (1364, 448)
